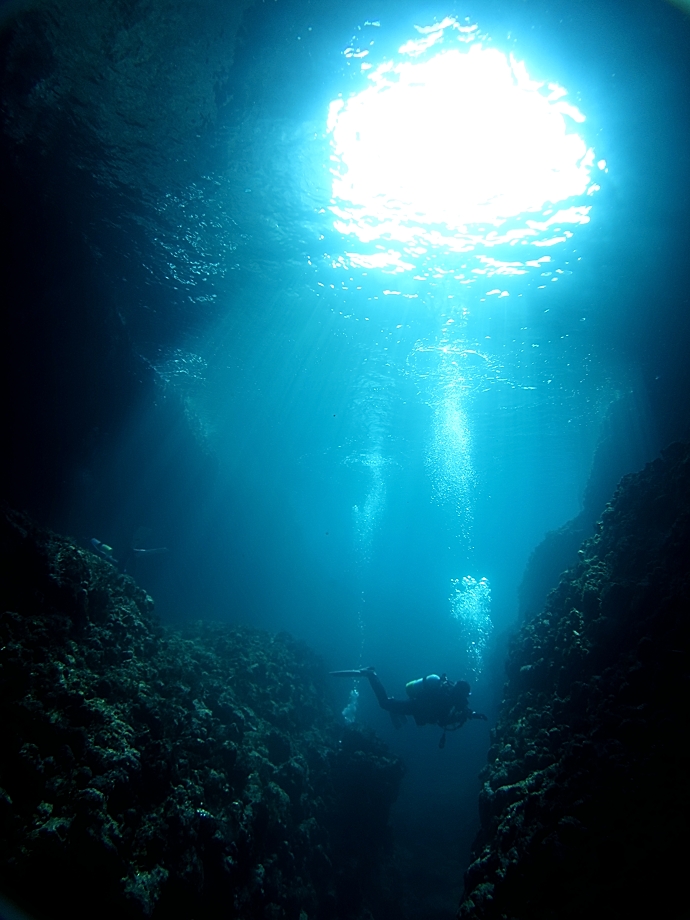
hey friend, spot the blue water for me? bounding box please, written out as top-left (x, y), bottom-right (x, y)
top-left (4, 0), bottom-right (689, 914)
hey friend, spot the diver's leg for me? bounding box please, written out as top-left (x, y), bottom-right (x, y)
top-left (364, 671), bottom-right (391, 708)
top-left (364, 672), bottom-right (414, 714)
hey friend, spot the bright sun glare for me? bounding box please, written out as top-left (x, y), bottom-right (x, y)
top-left (327, 18), bottom-right (604, 279)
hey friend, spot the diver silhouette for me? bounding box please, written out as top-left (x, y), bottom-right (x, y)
top-left (89, 535), bottom-right (168, 573)
top-left (331, 667), bottom-right (488, 748)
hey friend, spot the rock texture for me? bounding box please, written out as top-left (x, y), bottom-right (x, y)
top-left (459, 442), bottom-right (690, 920)
top-left (0, 0), bottom-right (252, 191)
top-left (518, 393), bottom-right (658, 623)
top-left (0, 509), bottom-right (404, 920)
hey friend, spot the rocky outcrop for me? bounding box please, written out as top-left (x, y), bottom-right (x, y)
top-left (0, 509), bottom-right (404, 920)
top-left (519, 393), bottom-right (658, 622)
top-left (459, 442), bottom-right (690, 919)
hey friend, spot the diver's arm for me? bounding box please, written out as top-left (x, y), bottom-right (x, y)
top-left (447, 705), bottom-right (488, 725)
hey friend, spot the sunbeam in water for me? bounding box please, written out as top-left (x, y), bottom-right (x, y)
top-left (3, 1), bottom-right (689, 918)
top-left (323, 15), bottom-right (605, 675)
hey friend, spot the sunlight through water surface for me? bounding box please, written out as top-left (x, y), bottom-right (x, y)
top-left (327, 17), bottom-right (605, 284)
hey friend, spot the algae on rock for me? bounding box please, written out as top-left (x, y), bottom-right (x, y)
top-left (460, 443), bottom-right (690, 920)
top-left (0, 508), bottom-right (404, 920)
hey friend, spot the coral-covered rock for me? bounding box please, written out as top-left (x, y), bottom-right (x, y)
top-left (0, 509), bottom-right (404, 919)
top-left (460, 443), bottom-right (690, 920)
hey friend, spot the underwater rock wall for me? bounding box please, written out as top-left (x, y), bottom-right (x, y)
top-left (459, 442), bottom-right (690, 919)
top-left (519, 393), bottom-right (659, 622)
top-left (0, 509), bottom-right (404, 920)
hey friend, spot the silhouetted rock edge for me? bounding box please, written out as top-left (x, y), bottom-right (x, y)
top-left (460, 442), bottom-right (690, 920)
top-left (0, 508), bottom-right (404, 920)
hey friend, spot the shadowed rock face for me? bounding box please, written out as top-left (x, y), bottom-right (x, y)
top-left (0, 509), bottom-right (404, 920)
top-left (459, 442), bottom-right (690, 920)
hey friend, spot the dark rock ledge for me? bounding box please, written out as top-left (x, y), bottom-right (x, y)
top-left (459, 442), bottom-right (690, 920)
top-left (0, 509), bottom-right (404, 920)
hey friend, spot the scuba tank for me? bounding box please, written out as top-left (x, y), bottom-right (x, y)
top-left (405, 674), bottom-right (442, 698)
top-left (406, 675), bottom-right (447, 745)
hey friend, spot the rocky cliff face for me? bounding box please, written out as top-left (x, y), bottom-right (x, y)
top-left (459, 442), bottom-right (690, 920)
top-left (0, 509), bottom-right (404, 920)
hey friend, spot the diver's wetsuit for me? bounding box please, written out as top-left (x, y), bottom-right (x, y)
top-left (364, 670), bottom-right (478, 728)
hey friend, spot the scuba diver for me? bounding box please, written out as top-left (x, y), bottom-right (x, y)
top-left (331, 667), bottom-right (488, 748)
top-left (90, 538), bottom-right (119, 566)
top-left (90, 535), bottom-right (168, 573)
